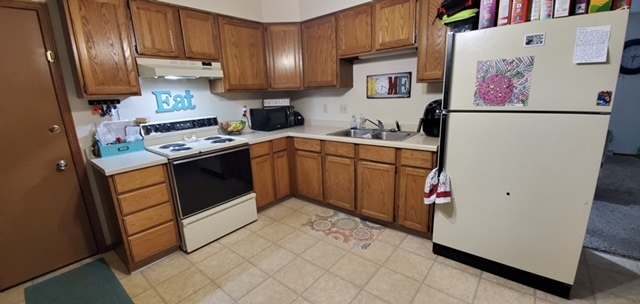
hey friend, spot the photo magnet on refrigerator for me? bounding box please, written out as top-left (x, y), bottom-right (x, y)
top-left (596, 91), bottom-right (612, 106)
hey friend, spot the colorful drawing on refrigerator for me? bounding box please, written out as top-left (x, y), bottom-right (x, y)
top-left (474, 56), bottom-right (535, 107)
top-left (596, 91), bottom-right (612, 106)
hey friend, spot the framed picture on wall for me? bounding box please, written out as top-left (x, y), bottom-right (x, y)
top-left (366, 72), bottom-right (412, 99)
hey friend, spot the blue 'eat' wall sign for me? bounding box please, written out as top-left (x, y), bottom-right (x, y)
top-left (153, 90), bottom-right (197, 113)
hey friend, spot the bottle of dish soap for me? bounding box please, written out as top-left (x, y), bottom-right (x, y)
top-left (350, 115), bottom-right (357, 130)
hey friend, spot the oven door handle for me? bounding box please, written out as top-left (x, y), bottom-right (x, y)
top-left (171, 145), bottom-right (249, 164)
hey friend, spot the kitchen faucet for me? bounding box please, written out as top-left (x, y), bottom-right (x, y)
top-left (363, 118), bottom-right (385, 131)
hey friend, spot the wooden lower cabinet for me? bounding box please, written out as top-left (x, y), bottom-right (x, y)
top-left (357, 161), bottom-right (395, 222)
top-left (251, 154), bottom-right (276, 208)
top-left (324, 155), bottom-right (355, 211)
top-left (397, 167), bottom-right (432, 232)
top-left (295, 150), bottom-right (324, 201)
top-left (273, 150), bottom-right (291, 200)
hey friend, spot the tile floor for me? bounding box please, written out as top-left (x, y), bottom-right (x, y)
top-left (2, 197), bottom-right (640, 304)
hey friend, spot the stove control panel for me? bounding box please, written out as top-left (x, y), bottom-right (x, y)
top-left (141, 117), bottom-right (218, 136)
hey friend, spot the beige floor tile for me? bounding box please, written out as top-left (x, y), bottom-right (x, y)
top-left (103, 251), bottom-right (129, 280)
top-left (142, 253), bottom-right (192, 286)
top-left (300, 241), bottom-right (347, 269)
top-left (474, 279), bottom-right (534, 304)
top-left (120, 272), bottom-right (152, 298)
top-left (302, 272), bottom-right (360, 304)
top-left (0, 281), bottom-right (30, 304)
top-left (156, 267), bottom-right (211, 304)
top-left (411, 285), bottom-right (467, 304)
top-left (350, 240), bottom-right (396, 265)
top-left (364, 267), bottom-right (421, 304)
top-left (277, 230), bottom-right (320, 255)
top-left (238, 278), bottom-right (298, 304)
top-left (574, 262), bottom-right (592, 288)
top-left (322, 234), bottom-right (359, 251)
top-left (399, 236), bottom-right (438, 260)
top-left (280, 211), bottom-right (313, 228)
top-left (133, 288), bottom-right (165, 304)
top-left (214, 262), bottom-right (269, 300)
top-left (351, 290), bottom-right (390, 304)
top-left (246, 214), bottom-right (275, 232)
top-left (481, 272), bottom-right (534, 295)
top-left (594, 291), bottom-right (637, 304)
top-left (178, 283), bottom-right (234, 304)
top-left (217, 228), bottom-right (253, 247)
top-left (298, 204), bottom-right (331, 216)
top-left (273, 257), bottom-right (325, 294)
top-left (584, 250), bottom-right (640, 276)
top-left (384, 248), bottom-right (434, 282)
top-left (589, 265), bottom-right (640, 301)
top-left (229, 234), bottom-right (274, 259)
top-left (249, 244), bottom-right (296, 275)
top-left (298, 224), bottom-right (327, 239)
top-left (291, 297), bottom-right (312, 304)
top-left (329, 253), bottom-right (380, 288)
top-left (535, 285), bottom-right (595, 304)
top-left (281, 198), bottom-right (310, 210)
top-left (375, 228), bottom-right (408, 247)
top-left (196, 248), bottom-right (245, 280)
top-left (536, 299), bottom-right (555, 304)
top-left (183, 242), bottom-right (225, 264)
top-left (436, 256), bottom-right (482, 277)
top-left (424, 262), bottom-right (480, 303)
top-left (256, 222), bottom-right (296, 242)
top-left (261, 204), bottom-right (295, 220)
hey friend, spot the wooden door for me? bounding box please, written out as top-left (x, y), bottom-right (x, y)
top-left (357, 161), bottom-right (396, 222)
top-left (324, 156), bottom-right (355, 211)
top-left (129, 0), bottom-right (182, 57)
top-left (398, 167), bottom-right (432, 232)
top-left (301, 15), bottom-right (338, 87)
top-left (417, 0), bottom-right (446, 82)
top-left (251, 155), bottom-right (276, 208)
top-left (64, 0), bottom-right (140, 97)
top-left (373, 0), bottom-right (416, 51)
top-left (266, 24), bottom-right (303, 90)
top-left (295, 151), bottom-right (323, 201)
top-left (180, 9), bottom-right (220, 60)
top-left (0, 3), bottom-right (97, 290)
top-left (219, 17), bottom-right (269, 91)
top-left (338, 5), bottom-right (372, 57)
top-left (273, 150), bottom-right (291, 200)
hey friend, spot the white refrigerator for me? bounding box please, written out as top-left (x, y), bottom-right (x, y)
top-left (432, 10), bottom-right (629, 298)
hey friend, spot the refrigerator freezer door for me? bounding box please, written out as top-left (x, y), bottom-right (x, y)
top-left (447, 10), bottom-right (628, 113)
top-left (433, 112), bottom-right (609, 285)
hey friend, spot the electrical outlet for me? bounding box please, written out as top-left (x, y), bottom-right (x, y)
top-left (323, 104), bottom-right (328, 114)
top-left (339, 104), bottom-right (348, 114)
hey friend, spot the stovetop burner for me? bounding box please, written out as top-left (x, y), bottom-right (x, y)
top-left (170, 147), bottom-right (193, 152)
top-left (203, 136), bottom-right (222, 140)
top-left (212, 138), bottom-right (235, 144)
top-left (160, 143), bottom-right (187, 149)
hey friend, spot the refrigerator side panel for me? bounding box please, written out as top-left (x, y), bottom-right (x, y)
top-left (447, 10), bottom-right (628, 113)
top-left (433, 112), bottom-right (609, 284)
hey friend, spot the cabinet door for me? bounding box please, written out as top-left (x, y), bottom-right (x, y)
top-left (357, 161), bottom-right (395, 222)
top-left (295, 150), bottom-right (323, 201)
top-left (129, 0), bottom-right (182, 57)
top-left (337, 5), bottom-right (372, 57)
top-left (65, 0), bottom-right (140, 96)
top-left (398, 167), bottom-right (432, 232)
top-left (266, 24), bottom-right (303, 90)
top-left (417, 0), bottom-right (446, 82)
top-left (273, 150), bottom-right (291, 200)
top-left (251, 155), bottom-right (276, 208)
top-left (325, 156), bottom-right (355, 211)
top-left (373, 0), bottom-right (416, 51)
top-left (302, 15), bottom-right (338, 88)
top-left (179, 9), bottom-right (220, 60)
top-left (219, 17), bottom-right (269, 91)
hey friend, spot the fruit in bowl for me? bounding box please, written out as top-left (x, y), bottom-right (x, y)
top-left (219, 120), bottom-right (246, 134)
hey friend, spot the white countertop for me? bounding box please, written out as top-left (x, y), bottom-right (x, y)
top-left (90, 151), bottom-right (167, 176)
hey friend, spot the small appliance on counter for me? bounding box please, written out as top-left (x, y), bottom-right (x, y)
top-left (417, 99), bottom-right (442, 137)
top-left (293, 111), bottom-right (305, 126)
top-left (250, 106), bottom-right (299, 131)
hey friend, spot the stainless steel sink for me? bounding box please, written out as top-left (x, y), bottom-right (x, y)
top-left (326, 129), bottom-right (418, 141)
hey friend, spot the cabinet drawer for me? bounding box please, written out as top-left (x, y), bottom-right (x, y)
top-left (250, 142), bottom-right (271, 158)
top-left (272, 138), bottom-right (288, 152)
top-left (123, 203), bottom-right (174, 236)
top-left (118, 183), bottom-right (170, 216)
top-left (294, 138), bottom-right (321, 152)
top-left (128, 222), bottom-right (179, 264)
top-left (324, 141), bottom-right (354, 157)
top-left (400, 150), bottom-right (433, 168)
top-left (359, 145), bottom-right (396, 164)
top-left (113, 165), bottom-right (166, 193)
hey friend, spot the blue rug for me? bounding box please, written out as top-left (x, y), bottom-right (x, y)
top-left (25, 258), bottom-right (133, 304)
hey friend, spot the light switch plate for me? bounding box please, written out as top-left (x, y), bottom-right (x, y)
top-left (339, 104), bottom-right (348, 114)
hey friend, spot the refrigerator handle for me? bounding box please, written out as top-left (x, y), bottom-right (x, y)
top-left (438, 33), bottom-right (456, 176)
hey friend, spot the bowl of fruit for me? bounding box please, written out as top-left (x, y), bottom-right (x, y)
top-left (219, 120), bottom-right (246, 135)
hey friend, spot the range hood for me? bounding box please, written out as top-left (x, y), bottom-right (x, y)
top-left (136, 58), bottom-right (223, 79)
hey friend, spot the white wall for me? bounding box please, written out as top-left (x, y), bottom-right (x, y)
top-left (290, 53), bottom-right (443, 129)
top-left (159, 0), bottom-right (263, 21)
top-left (298, 0), bottom-right (370, 20)
top-left (609, 12), bottom-right (640, 154)
top-left (262, 0), bottom-right (301, 22)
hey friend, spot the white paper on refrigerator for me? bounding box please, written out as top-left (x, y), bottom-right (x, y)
top-left (573, 25), bottom-right (611, 64)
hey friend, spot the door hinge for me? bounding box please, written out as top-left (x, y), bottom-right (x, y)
top-left (46, 51), bottom-right (56, 63)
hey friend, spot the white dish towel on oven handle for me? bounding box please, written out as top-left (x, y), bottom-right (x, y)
top-left (424, 168), bottom-right (452, 204)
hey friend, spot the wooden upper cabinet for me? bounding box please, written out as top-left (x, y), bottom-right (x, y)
top-left (179, 9), bottom-right (220, 60)
top-left (373, 0), bottom-right (417, 51)
top-left (337, 5), bottom-right (372, 57)
top-left (129, 0), bottom-right (182, 57)
top-left (265, 24), bottom-right (303, 90)
top-left (417, 0), bottom-right (447, 82)
top-left (218, 17), bottom-right (269, 91)
top-left (302, 15), bottom-right (347, 88)
top-left (64, 0), bottom-right (140, 97)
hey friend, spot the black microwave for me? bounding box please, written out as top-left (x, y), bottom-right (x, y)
top-left (250, 106), bottom-right (296, 131)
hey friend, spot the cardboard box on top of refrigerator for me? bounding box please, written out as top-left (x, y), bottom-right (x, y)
top-left (511, 0), bottom-right (532, 23)
top-left (540, 0), bottom-right (554, 19)
top-left (497, 0), bottom-right (512, 25)
top-left (574, 0), bottom-right (589, 15)
top-left (589, 0), bottom-right (612, 12)
top-left (479, 0), bottom-right (499, 28)
top-left (554, 0), bottom-right (573, 17)
top-left (611, 0), bottom-right (632, 9)
top-left (531, 0), bottom-right (541, 20)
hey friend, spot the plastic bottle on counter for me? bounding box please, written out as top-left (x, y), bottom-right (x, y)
top-left (350, 115), bottom-right (357, 129)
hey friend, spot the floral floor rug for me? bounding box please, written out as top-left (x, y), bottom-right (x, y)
top-left (303, 209), bottom-right (385, 250)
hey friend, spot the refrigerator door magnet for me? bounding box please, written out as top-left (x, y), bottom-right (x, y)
top-left (596, 91), bottom-right (613, 106)
top-left (474, 56), bottom-right (535, 107)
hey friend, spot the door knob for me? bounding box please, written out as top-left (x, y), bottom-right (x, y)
top-left (49, 125), bottom-right (60, 134)
top-left (57, 160), bottom-right (68, 171)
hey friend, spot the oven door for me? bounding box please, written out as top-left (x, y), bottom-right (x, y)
top-left (168, 145), bottom-right (253, 219)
